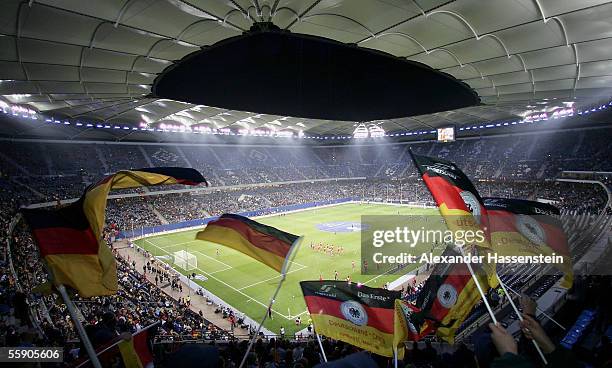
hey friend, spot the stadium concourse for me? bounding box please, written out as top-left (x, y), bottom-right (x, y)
top-left (1, 0), bottom-right (612, 367)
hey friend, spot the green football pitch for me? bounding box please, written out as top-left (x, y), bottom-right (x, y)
top-left (136, 202), bottom-right (440, 336)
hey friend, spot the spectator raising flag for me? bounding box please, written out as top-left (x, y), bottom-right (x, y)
top-left (393, 299), bottom-right (423, 345)
top-left (300, 280), bottom-right (404, 358)
top-left (407, 246), bottom-right (491, 343)
top-left (410, 151), bottom-right (498, 288)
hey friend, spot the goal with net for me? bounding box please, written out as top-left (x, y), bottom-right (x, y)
top-left (173, 250), bottom-right (197, 271)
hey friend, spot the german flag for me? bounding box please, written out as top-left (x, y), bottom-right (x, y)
top-left (410, 247), bottom-right (489, 343)
top-left (484, 197), bottom-right (573, 288)
top-left (410, 152), bottom-right (497, 287)
top-left (21, 168), bottom-right (207, 297)
top-left (410, 152), bottom-right (488, 242)
top-left (118, 327), bottom-right (154, 368)
top-left (73, 323), bottom-right (157, 368)
top-left (394, 299), bottom-right (425, 345)
top-left (196, 214), bottom-right (299, 273)
top-left (300, 281), bottom-right (401, 358)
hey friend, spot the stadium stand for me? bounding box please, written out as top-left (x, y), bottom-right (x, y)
top-left (1, 132), bottom-right (611, 367)
top-left (1, 128), bottom-right (611, 201)
top-left (1, 1), bottom-right (612, 367)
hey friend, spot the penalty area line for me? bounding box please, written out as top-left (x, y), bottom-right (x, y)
top-left (152, 242), bottom-right (234, 272)
top-left (237, 263), bottom-right (307, 291)
top-left (191, 250), bottom-right (233, 270)
top-left (362, 264), bottom-right (400, 286)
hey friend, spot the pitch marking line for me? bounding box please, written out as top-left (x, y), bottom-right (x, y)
top-left (287, 259), bottom-right (307, 268)
top-left (150, 238), bottom-right (309, 269)
top-left (142, 238), bottom-right (295, 320)
top-left (191, 250), bottom-right (233, 273)
top-left (146, 239), bottom-right (230, 274)
top-left (208, 268), bottom-right (232, 275)
top-left (362, 263), bottom-right (405, 286)
top-left (147, 239), bottom-right (233, 270)
top-left (191, 250), bottom-right (233, 269)
top-left (237, 263), bottom-right (307, 291)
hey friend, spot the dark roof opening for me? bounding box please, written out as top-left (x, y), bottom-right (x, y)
top-left (153, 23), bottom-right (479, 122)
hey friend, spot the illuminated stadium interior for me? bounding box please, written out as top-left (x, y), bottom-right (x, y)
top-left (0, 1), bottom-right (611, 367)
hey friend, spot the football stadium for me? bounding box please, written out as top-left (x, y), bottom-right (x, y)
top-left (0, 1), bottom-right (611, 367)
top-left (134, 203), bottom-right (442, 337)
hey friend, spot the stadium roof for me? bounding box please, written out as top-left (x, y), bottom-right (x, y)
top-left (1, 0), bottom-right (612, 136)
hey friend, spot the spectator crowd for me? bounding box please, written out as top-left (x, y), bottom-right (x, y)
top-left (0, 130), bottom-right (610, 367)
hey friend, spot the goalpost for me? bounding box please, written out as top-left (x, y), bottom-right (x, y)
top-left (173, 250), bottom-right (197, 271)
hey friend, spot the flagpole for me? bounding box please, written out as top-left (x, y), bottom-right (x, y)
top-left (393, 346), bottom-right (398, 368)
top-left (497, 275), bottom-right (548, 365)
top-left (238, 273), bottom-right (284, 368)
top-left (459, 248), bottom-right (498, 324)
top-left (503, 283), bottom-right (566, 330)
top-left (57, 284), bottom-right (103, 368)
top-left (315, 332), bottom-right (328, 362)
top-left (239, 237), bottom-right (303, 368)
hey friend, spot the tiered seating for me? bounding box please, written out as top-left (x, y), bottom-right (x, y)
top-left (97, 144), bottom-right (150, 172)
top-left (0, 129), bottom-right (611, 189)
top-left (142, 145), bottom-right (189, 167)
top-left (0, 141), bottom-right (50, 175)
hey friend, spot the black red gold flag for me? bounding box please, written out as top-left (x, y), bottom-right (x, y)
top-left (22, 167), bottom-right (207, 297)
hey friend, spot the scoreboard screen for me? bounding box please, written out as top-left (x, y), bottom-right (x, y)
top-left (437, 127), bottom-right (455, 142)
